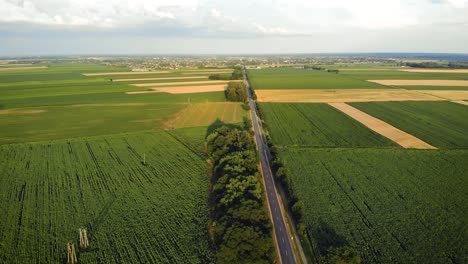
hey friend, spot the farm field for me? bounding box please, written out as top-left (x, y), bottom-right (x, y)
top-left (166, 102), bottom-right (246, 129)
top-left (254, 89), bottom-right (468, 102)
top-left (0, 131), bottom-right (213, 263)
top-left (0, 62), bottom-right (247, 263)
top-left (248, 68), bottom-right (387, 89)
top-left (278, 147), bottom-right (467, 263)
top-left (350, 101), bottom-right (468, 148)
top-left (253, 65), bottom-right (468, 263)
top-left (258, 103), bottom-right (397, 148)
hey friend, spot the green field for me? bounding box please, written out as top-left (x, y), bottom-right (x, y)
top-left (259, 103), bottom-right (397, 148)
top-left (253, 66), bottom-right (468, 263)
top-left (248, 68), bottom-right (387, 90)
top-left (0, 63), bottom-right (246, 263)
top-left (278, 148), bottom-right (467, 263)
top-left (0, 131), bottom-right (213, 263)
top-left (350, 101), bottom-right (468, 148)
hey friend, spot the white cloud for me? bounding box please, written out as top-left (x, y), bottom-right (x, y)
top-left (0, 0), bottom-right (467, 38)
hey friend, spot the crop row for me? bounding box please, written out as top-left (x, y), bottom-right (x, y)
top-left (0, 131), bottom-right (213, 263)
top-left (278, 147), bottom-right (467, 263)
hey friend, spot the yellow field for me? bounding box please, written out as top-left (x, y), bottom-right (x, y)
top-left (164, 102), bottom-right (247, 129)
top-left (82, 71), bottom-right (170, 76)
top-left (255, 89), bottom-right (468, 103)
top-left (329, 103), bottom-right (436, 149)
top-left (131, 80), bottom-right (234, 87)
top-left (127, 84), bottom-right (227, 94)
top-left (112, 76), bottom-right (208, 82)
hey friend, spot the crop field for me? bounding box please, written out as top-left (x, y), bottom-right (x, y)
top-left (0, 103), bottom-right (187, 144)
top-left (350, 101), bottom-right (468, 148)
top-left (278, 148), bottom-right (467, 263)
top-left (259, 103), bottom-right (397, 148)
top-left (0, 131), bottom-right (213, 263)
top-left (0, 63), bottom-right (238, 143)
top-left (253, 66), bottom-right (468, 263)
top-left (248, 68), bottom-right (387, 89)
top-left (166, 102), bottom-right (246, 129)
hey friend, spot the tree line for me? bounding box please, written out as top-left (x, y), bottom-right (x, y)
top-left (206, 126), bottom-right (275, 264)
top-left (225, 81), bottom-right (248, 102)
top-left (209, 69), bottom-right (243, 80)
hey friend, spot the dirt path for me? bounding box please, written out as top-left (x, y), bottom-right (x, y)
top-left (220, 103), bottom-right (229, 121)
top-left (328, 102), bottom-right (437, 149)
top-left (231, 104), bottom-right (238, 122)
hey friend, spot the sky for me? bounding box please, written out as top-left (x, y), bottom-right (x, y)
top-left (0, 0), bottom-right (468, 56)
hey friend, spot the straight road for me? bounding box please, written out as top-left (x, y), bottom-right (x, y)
top-left (243, 66), bottom-right (297, 264)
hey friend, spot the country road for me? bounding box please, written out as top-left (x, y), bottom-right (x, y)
top-left (243, 66), bottom-right (297, 264)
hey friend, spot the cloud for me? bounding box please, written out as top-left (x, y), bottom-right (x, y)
top-left (0, 0), bottom-right (467, 54)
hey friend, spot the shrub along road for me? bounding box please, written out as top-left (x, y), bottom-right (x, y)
top-left (243, 66), bottom-right (297, 264)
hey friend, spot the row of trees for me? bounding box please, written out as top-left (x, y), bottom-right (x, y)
top-left (209, 69), bottom-right (243, 80)
top-left (405, 62), bottom-right (468, 69)
top-left (206, 126), bottom-right (275, 264)
top-left (225, 81), bottom-right (248, 102)
top-left (304, 65), bottom-right (339, 74)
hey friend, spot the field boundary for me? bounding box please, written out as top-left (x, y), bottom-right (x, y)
top-left (328, 102), bottom-right (437, 149)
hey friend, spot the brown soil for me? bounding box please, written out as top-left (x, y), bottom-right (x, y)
top-left (329, 103), bottom-right (436, 149)
top-left (82, 71), bottom-right (170, 76)
top-left (367, 80), bottom-right (468, 86)
top-left (112, 76), bottom-right (208, 82)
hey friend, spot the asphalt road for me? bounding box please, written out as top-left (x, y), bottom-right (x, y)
top-left (243, 67), bottom-right (297, 264)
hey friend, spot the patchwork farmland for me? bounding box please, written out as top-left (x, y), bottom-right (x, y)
top-left (248, 66), bottom-right (468, 263)
top-left (0, 62), bottom-right (246, 263)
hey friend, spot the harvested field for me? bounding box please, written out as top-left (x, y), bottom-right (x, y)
top-left (329, 102), bottom-right (436, 149)
top-left (179, 69), bottom-right (231, 72)
top-left (367, 80), bottom-right (468, 86)
top-left (255, 89), bottom-right (447, 103)
top-left (181, 71), bottom-right (233, 75)
top-left (413, 90), bottom-right (468, 100)
top-left (82, 71), bottom-right (170, 76)
top-left (399, 69), bottom-right (468, 73)
top-left (0, 66), bottom-right (48, 71)
top-left (131, 80), bottom-right (237, 87)
top-left (452, 100), bottom-right (468, 106)
top-left (112, 76), bottom-right (208, 82)
top-left (127, 84), bottom-right (227, 94)
top-left (155, 84), bottom-right (226, 94)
